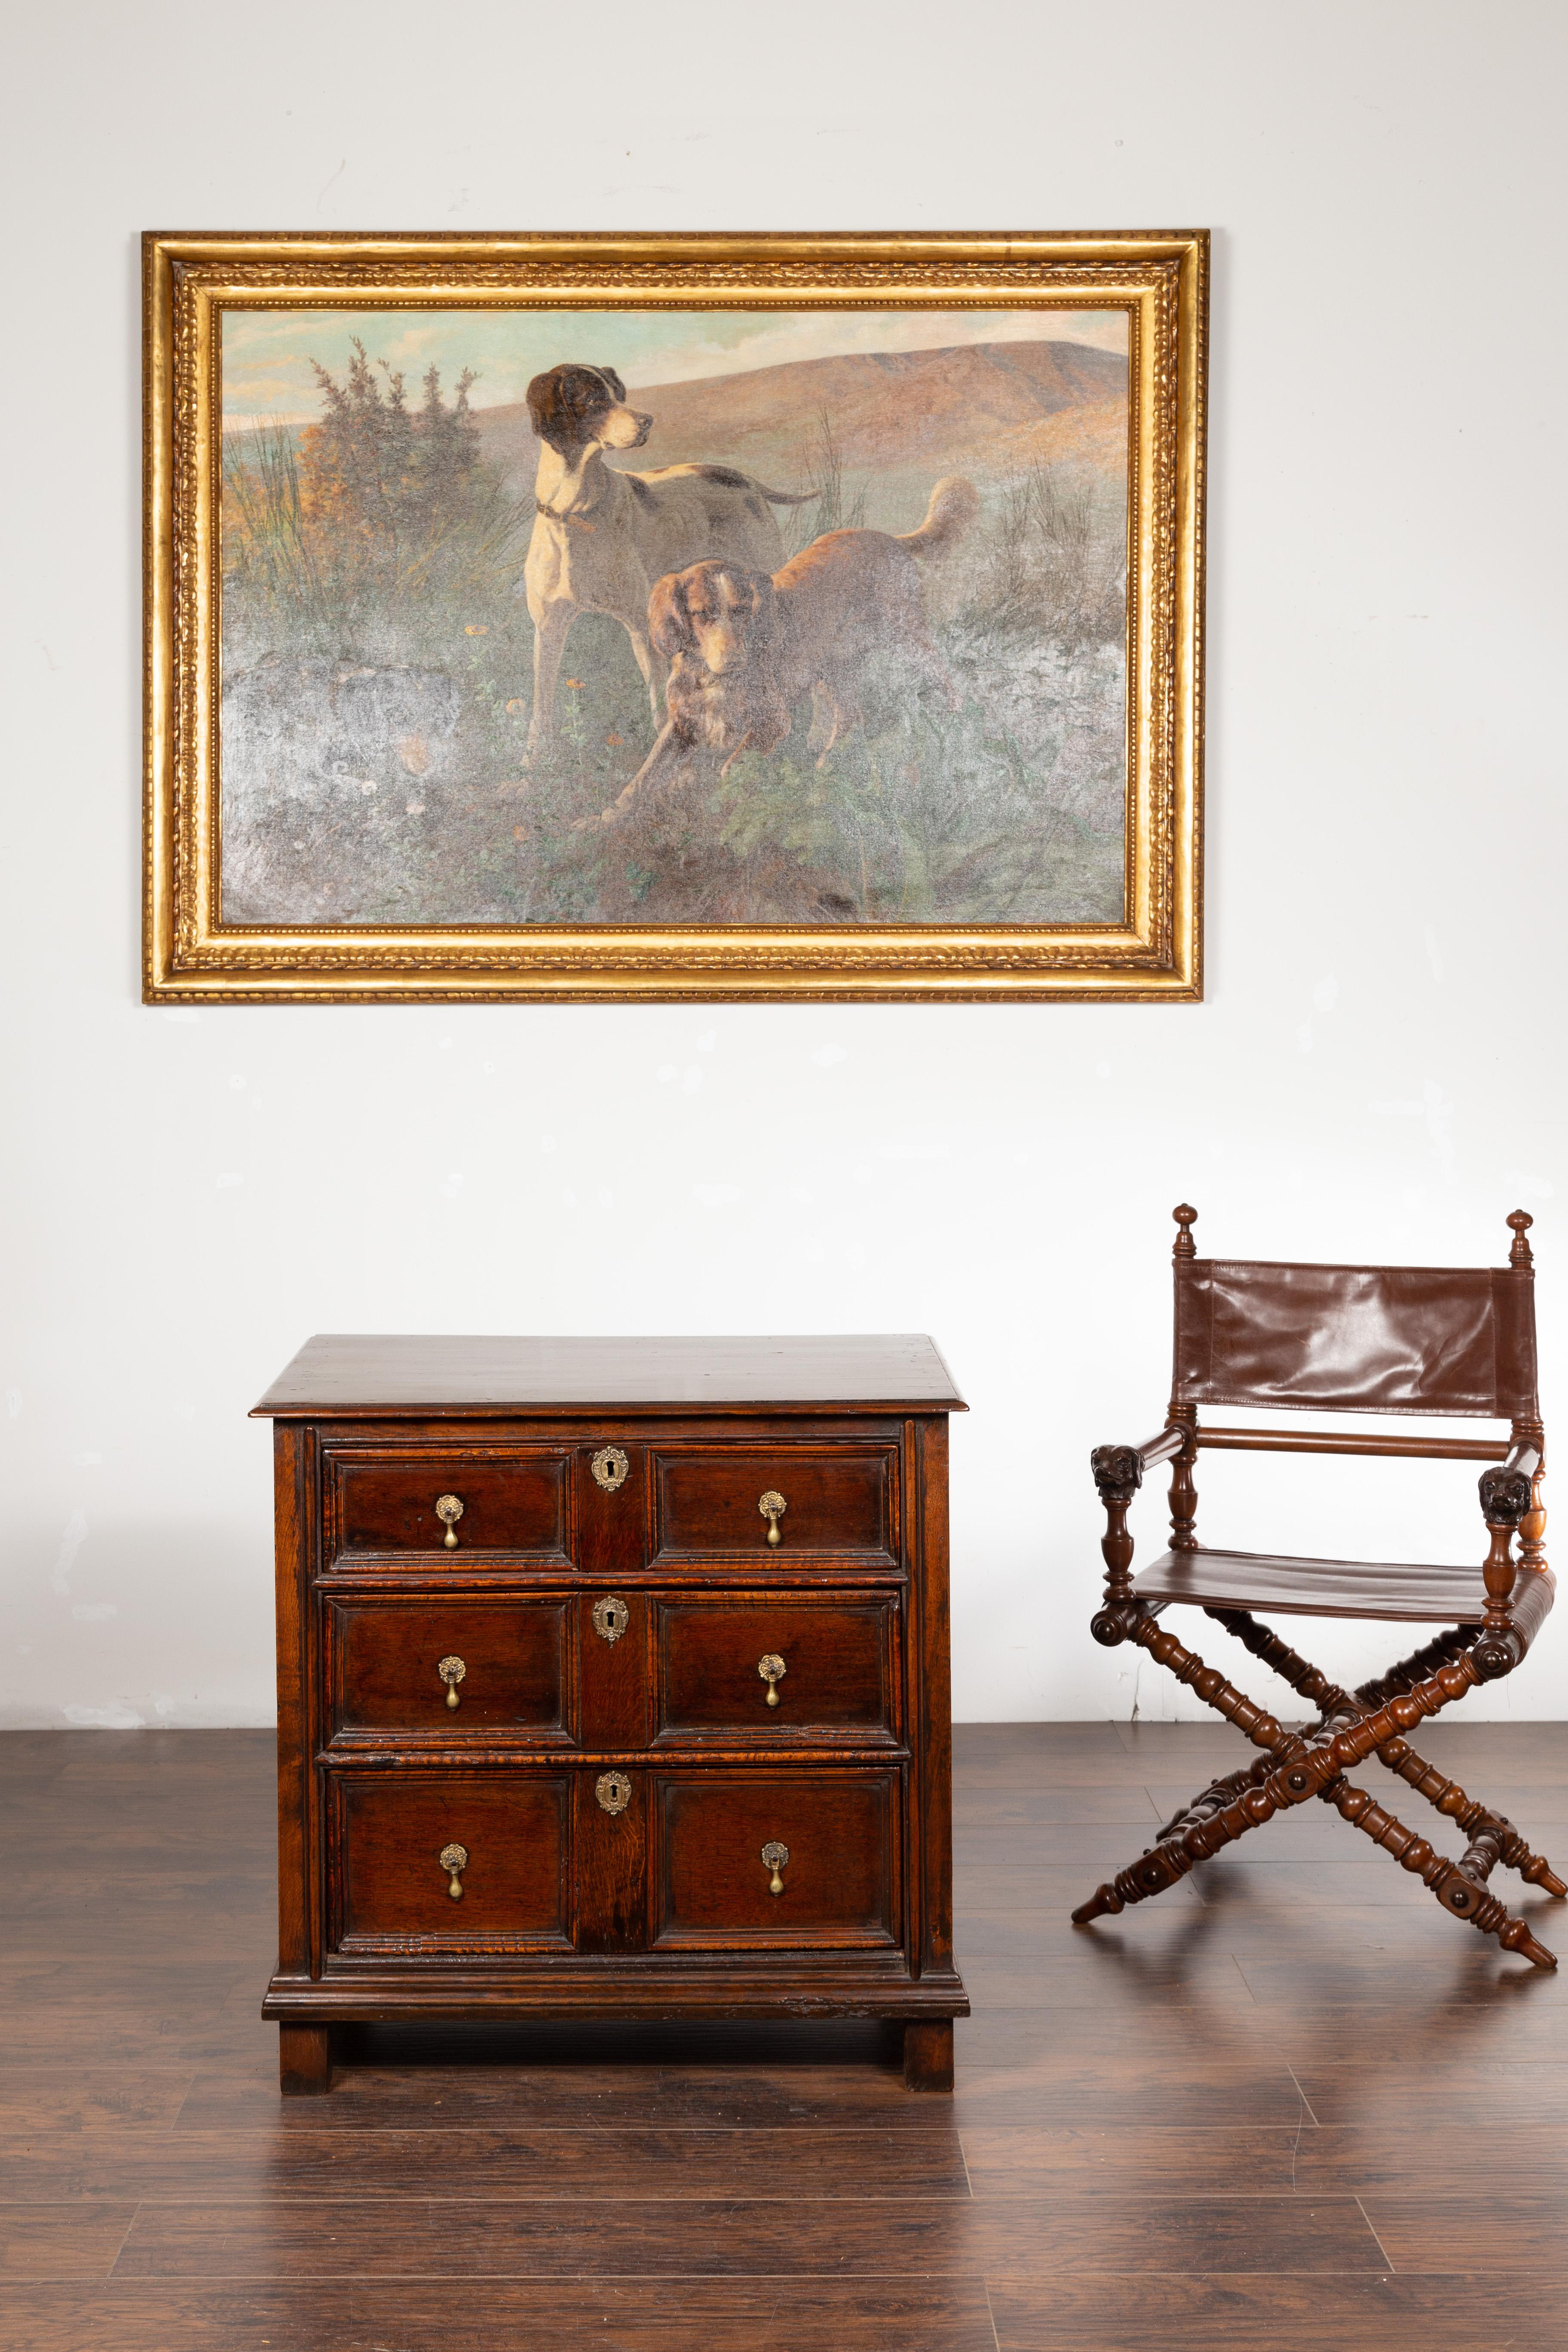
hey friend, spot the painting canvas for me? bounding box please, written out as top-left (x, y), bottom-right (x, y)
top-left (220, 305), bottom-right (1130, 930)
top-left (144, 234), bottom-right (1204, 1000)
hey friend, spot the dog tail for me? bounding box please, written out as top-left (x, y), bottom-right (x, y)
top-left (758, 483), bottom-right (822, 507)
top-left (896, 475), bottom-right (980, 557)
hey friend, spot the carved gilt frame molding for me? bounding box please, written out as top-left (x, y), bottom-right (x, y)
top-left (144, 230), bottom-right (1206, 1003)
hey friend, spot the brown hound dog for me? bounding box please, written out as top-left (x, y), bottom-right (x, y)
top-left (519, 364), bottom-right (816, 766)
top-left (582, 476), bottom-right (979, 827)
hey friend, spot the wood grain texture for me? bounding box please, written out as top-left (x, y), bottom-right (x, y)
top-left (653, 1592), bottom-right (899, 1743)
top-left (0, 2125), bottom-right (970, 2202)
top-left (6, 1722), bottom-right (1568, 2349)
top-left (251, 1333), bottom-right (967, 1417)
top-left (652, 1445), bottom-right (894, 1560)
top-left (326, 1594), bottom-right (570, 1739)
top-left (105, 2192), bottom-right (1387, 2278)
top-left (332, 1452), bottom-right (567, 1556)
top-left (6, 2280), bottom-right (998, 2352)
top-left (986, 2273), bottom-right (1568, 2351)
top-left (330, 1770), bottom-right (572, 1950)
top-left (651, 1767), bottom-right (900, 1948)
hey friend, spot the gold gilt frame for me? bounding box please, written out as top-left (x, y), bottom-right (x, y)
top-left (144, 230), bottom-right (1206, 1004)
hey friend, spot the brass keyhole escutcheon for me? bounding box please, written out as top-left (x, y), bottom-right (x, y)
top-left (596, 1771), bottom-right (632, 1816)
top-left (591, 1445), bottom-right (630, 1493)
top-left (438, 1654), bottom-right (466, 1709)
top-left (435, 1494), bottom-right (464, 1548)
top-left (758, 1653), bottom-right (786, 1707)
top-left (759, 1490), bottom-right (787, 1547)
top-left (439, 1841), bottom-right (468, 1899)
top-left (762, 1840), bottom-right (789, 1896)
top-left (592, 1595), bottom-right (630, 1645)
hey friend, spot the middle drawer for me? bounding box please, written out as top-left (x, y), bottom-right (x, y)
top-left (652, 1593), bottom-right (902, 1746)
top-left (324, 1595), bottom-right (573, 1743)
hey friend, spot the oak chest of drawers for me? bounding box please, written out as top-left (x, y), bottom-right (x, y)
top-left (253, 1334), bottom-right (969, 2092)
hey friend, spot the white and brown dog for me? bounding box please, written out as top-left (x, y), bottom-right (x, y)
top-left (518, 363), bottom-right (816, 765)
top-left (582, 475), bottom-right (979, 827)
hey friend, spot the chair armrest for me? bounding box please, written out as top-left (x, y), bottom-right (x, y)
top-left (1090, 1426), bottom-right (1186, 1503)
top-left (1505, 1435), bottom-right (1544, 1479)
top-left (1473, 1442), bottom-right (1548, 1678)
top-left (1481, 1430), bottom-right (1541, 1513)
top-left (1088, 1429), bottom-right (1189, 1646)
top-left (1480, 1464), bottom-right (1534, 1526)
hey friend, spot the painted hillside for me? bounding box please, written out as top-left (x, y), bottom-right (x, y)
top-left (475, 338), bottom-right (1127, 529)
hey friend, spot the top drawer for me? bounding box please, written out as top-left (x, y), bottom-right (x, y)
top-left (327, 1451), bottom-right (569, 1561)
top-left (652, 1446), bottom-right (897, 1564)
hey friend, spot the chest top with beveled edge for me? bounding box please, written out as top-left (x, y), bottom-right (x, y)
top-left (249, 1333), bottom-right (967, 1421)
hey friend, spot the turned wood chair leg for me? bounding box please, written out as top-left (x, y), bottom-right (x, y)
top-left (1074, 1614), bottom-right (1487, 1926)
top-left (1073, 1632), bottom-right (1310, 1922)
top-left (1222, 1608), bottom-right (1561, 1900)
top-left (1320, 1774), bottom-right (1558, 1968)
top-left (1074, 1758), bottom-right (1279, 1926)
top-left (1210, 1611), bottom-right (1568, 1897)
top-left (1368, 1733), bottom-right (1567, 1897)
top-left (1152, 1759), bottom-right (1274, 1843)
top-left (1210, 1610), bottom-right (1567, 1897)
top-left (1204, 1607), bottom-right (1355, 1722)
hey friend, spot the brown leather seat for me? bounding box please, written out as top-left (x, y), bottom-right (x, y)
top-left (1136, 1545), bottom-right (1528, 1626)
top-left (1073, 1206), bottom-right (1562, 1968)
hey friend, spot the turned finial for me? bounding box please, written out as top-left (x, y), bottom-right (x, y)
top-left (1173, 1204), bottom-right (1198, 1261)
top-left (1508, 1210), bottom-right (1534, 1270)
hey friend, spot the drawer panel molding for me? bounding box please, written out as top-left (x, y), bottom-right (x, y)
top-left (653, 1594), bottom-right (900, 1745)
top-left (653, 1447), bottom-right (897, 1564)
top-left (329, 1451), bottom-right (570, 1560)
top-left (325, 1596), bottom-right (575, 1744)
top-left (651, 1768), bottom-right (900, 1950)
top-left (328, 1770), bottom-right (573, 1955)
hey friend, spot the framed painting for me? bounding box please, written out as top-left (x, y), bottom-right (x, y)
top-left (143, 230), bottom-right (1206, 1002)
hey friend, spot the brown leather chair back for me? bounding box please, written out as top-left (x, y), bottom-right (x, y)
top-left (1173, 1258), bottom-right (1538, 1420)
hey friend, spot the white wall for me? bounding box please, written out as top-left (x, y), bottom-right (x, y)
top-left (3, 1), bottom-right (1565, 1729)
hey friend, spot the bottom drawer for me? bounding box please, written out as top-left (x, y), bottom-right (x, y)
top-left (650, 1769), bottom-right (900, 1950)
top-left (329, 1770), bottom-right (572, 1955)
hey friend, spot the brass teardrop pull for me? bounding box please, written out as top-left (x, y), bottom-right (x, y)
top-left (758, 1491), bottom-right (786, 1547)
top-left (435, 1494), bottom-right (464, 1548)
top-left (438, 1655), bottom-right (466, 1709)
top-left (758, 1653), bottom-right (786, 1707)
top-left (439, 1841), bottom-right (468, 1899)
top-left (762, 1840), bottom-right (789, 1896)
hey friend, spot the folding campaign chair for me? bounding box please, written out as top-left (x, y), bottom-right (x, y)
top-left (1074, 1205), bottom-right (1564, 1967)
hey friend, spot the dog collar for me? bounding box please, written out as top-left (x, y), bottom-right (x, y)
top-left (536, 499), bottom-right (595, 532)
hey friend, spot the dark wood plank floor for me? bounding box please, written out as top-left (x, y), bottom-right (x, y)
top-left (5, 1719), bottom-right (1567, 2349)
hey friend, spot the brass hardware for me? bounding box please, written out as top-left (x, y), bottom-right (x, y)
top-left (591, 1445), bottom-right (630, 1493)
top-left (437, 1654), bottom-right (466, 1709)
top-left (758, 1653), bottom-right (786, 1706)
top-left (592, 1594), bottom-right (630, 1645)
top-left (434, 1494), bottom-right (464, 1548)
top-left (759, 1491), bottom-right (787, 1546)
top-left (438, 1841), bottom-right (468, 1899)
top-left (596, 1771), bottom-right (631, 1816)
top-left (762, 1840), bottom-right (789, 1895)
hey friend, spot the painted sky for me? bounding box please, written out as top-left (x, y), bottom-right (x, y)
top-left (221, 305), bottom-right (1130, 426)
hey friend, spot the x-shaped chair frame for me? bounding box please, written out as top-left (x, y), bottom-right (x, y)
top-left (1073, 1212), bottom-right (1564, 1970)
